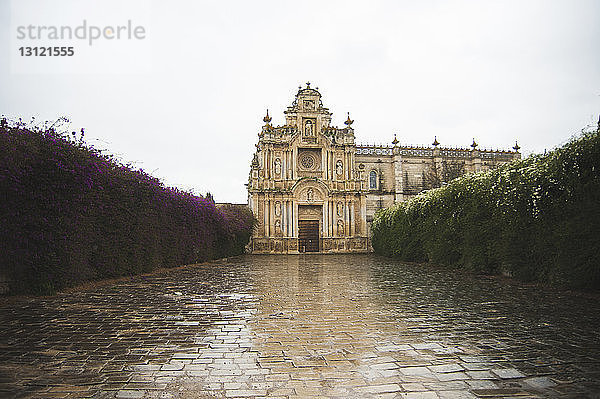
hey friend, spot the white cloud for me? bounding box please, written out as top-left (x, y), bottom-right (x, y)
top-left (1, 0), bottom-right (599, 202)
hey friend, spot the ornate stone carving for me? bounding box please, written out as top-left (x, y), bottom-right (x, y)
top-left (337, 220), bottom-right (344, 235)
top-left (299, 205), bottom-right (322, 216)
top-left (336, 160), bottom-right (343, 175)
top-left (275, 201), bottom-right (281, 216)
top-left (304, 120), bottom-right (313, 136)
top-left (275, 219), bottom-right (281, 235)
top-left (300, 153), bottom-right (315, 169)
top-left (274, 158), bottom-right (281, 176)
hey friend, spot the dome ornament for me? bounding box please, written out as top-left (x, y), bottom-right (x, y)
top-left (470, 138), bottom-right (478, 150)
top-left (513, 141), bottom-right (520, 152)
top-left (263, 109), bottom-right (272, 124)
top-left (392, 134), bottom-right (399, 146)
top-left (432, 136), bottom-right (440, 147)
top-left (345, 112), bottom-right (354, 127)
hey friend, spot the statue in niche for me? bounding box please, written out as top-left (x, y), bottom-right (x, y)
top-left (307, 188), bottom-right (314, 202)
top-left (275, 201), bottom-right (281, 216)
top-left (336, 160), bottom-right (343, 175)
top-left (275, 219), bottom-right (281, 235)
top-left (337, 202), bottom-right (343, 217)
top-left (274, 158), bottom-right (281, 176)
top-left (337, 220), bottom-right (345, 236)
top-left (305, 121), bottom-right (313, 136)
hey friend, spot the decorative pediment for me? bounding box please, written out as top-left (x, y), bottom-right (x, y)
top-left (291, 178), bottom-right (329, 201)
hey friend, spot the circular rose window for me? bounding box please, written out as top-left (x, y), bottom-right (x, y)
top-left (300, 154), bottom-right (315, 169)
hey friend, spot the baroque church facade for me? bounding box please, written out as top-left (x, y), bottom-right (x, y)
top-left (247, 84), bottom-right (520, 253)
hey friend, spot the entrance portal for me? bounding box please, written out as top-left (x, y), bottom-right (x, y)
top-left (298, 220), bottom-right (319, 252)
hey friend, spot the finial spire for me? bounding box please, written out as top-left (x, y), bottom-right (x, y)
top-left (306, 82), bottom-right (311, 88)
top-left (513, 140), bottom-right (520, 152)
top-left (392, 134), bottom-right (399, 146)
top-left (263, 109), bottom-right (271, 124)
top-left (471, 138), bottom-right (478, 149)
top-left (432, 136), bottom-right (439, 147)
top-left (345, 112), bottom-right (354, 126)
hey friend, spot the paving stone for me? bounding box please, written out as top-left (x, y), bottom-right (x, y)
top-left (466, 380), bottom-right (497, 389)
top-left (402, 382), bottom-right (428, 391)
top-left (465, 370), bottom-right (494, 379)
top-left (429, 364), bottom-right (464, 373)
top-left (460, 363), bottom-right (490, 371)
top-left (437, 391), bottom-right (477, 399)
top-left (424, 381), bottom-right (469, 391)
top-left (471, 388), bottom-right (533, 397)
top-left (491, 367), bottom-right (526, 379)
top-left (403, 392), bottom-right (440, 398)
top-left (1, 254), bottom-right (599, 398)
top-left (115, 390), bottom-right (145, 398)
top-left (356, 383), bottom-right (402, 393)
top-left (523, 376), bottom-right (556, 389)
top-left (160, 363), bottom-right (184, 371)
top-left (399, 366), bottom-right (437, 378)
top-left (436, 372), bottom-right (470, 381)
top-left (376, 344), bottom-right (414, 352)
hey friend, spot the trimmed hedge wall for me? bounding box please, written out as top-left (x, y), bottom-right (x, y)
top-left (372, 128), bottom-right (600, 290)
top-left (0, 120), bottom-right (256, 295)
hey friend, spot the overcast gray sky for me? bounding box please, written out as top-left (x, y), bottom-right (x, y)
top-left (1, 0), bottom-right (599, 203)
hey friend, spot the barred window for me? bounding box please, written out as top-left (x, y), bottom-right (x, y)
top-left (369, 170), bottom-right (378, 190)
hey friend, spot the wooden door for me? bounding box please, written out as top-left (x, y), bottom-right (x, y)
top-left (298, 220), bottom-right (319, 252)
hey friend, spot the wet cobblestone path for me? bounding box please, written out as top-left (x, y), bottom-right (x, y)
top-left (1, 255), bottom-right (600, 398)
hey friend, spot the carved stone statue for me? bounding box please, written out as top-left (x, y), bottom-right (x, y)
top-left (336, 160), bottom-right (343, 175)
top-left (337, 220), bottom-right (344, 235)
top-left (307, 188), bottom-right (314, 201)
top-left (275, 219), bottom-right (281, 234)
top-left (274, 158), bottom-right (281, 176)
top-left (275, 201), bottom-right (281, 216)
top-left (305, 121), bottom-right (313, 136)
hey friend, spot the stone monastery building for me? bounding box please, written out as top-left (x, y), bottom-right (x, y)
top-left (247, 83), bottom-right (520, 253)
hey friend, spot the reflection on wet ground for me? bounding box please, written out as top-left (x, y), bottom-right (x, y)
top-left (1, 254), bottom-right (599, 398)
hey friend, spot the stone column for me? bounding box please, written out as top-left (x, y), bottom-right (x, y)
top-left (292, 148), bottom-right (297, 179)
top-left (293, 201), bottom-right (298, 238)
top-left (345, 199), bottom-right (350, 237)
top-left (393, 148), bottom-right (404, 203)
top-left (270, 198), bottom-right (274, 237)
top-left (282, 151), bottom-right (286, 180)
top-left (264, 198), bottom-right (269, 237)
top-left (323, 201), bottom-right (328, 238)
top-left (330, 200), bottom-right (334, 237)
top-left (281, 199), bottom-right (286, 237)
top-left (360, 198), bottom-right (367, 236)
top-left (350, 201), bottom-right (355, 236)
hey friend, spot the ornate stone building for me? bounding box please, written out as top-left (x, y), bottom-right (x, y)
top-left (247, 84), bottom-right (520, 253)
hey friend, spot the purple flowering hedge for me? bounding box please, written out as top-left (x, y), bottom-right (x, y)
top-left (0, 119), bottom-right (256, 295)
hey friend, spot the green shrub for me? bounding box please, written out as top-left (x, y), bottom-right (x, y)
top-left (372, 128), bottom-right (600, 290)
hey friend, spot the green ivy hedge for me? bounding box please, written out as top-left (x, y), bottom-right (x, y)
top-left (0, 119), bottom-right (256, 295)
top-left (372, 128), bottom-right (600, 290)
